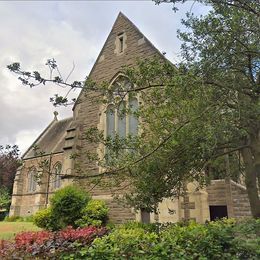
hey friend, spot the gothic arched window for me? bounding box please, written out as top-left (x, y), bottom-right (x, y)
top-left (52, 162), bottom-right (62, 190)
top-left (105, 77), bottom-right (139, 147)
top-left (28, 168), bottom-right (37, 192)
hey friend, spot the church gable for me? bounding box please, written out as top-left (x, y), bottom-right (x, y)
top-left (73, 12), bottom-right (168, 178)
top-left (75, 12), bottom-right (165, 110)
top-left (89, 12), bottom-right (165, 83)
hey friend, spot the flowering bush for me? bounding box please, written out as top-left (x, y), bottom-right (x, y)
top-left (0, 226), bottom-right (108, 259)
top-left (58, 226), bottom-right (106, 242)
top-left (15, 230), bottom-right (53, 249)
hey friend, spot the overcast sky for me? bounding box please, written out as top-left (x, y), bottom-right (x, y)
top-left (0, 1), bottom-right (209, 155)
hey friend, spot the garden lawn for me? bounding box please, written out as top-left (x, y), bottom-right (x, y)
top-left (0, 222), bottom-right (41, 240)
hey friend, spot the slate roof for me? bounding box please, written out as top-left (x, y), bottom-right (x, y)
top-left (23, 117), bottom-right (74, 160)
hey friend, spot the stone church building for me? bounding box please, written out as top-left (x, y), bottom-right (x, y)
top-left (10, 13), bottom-right (252, 223)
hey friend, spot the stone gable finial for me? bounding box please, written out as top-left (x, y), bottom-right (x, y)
top-left (53, 111), bottom-right (58, 121)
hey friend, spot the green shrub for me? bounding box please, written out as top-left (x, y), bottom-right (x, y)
top-left (66, 218), bottom-right (260, 260)
top-left (50, 185), bottom-right (90, 229)
top-left (83, 227), bottom-right (159, 259)
top-left (158, 220), bottom-right (235, 259)
top-left (0, 187), bottom-right (11, 212)
top-left (76, 200), bottom-right (109, 227)
top-left (231, 218), bottom-right (260, 259)
top-left (33, 207), bottom-right (56, 230)
top-left (120, 220), bottom-right (171, 233)
top-left (0, 211), bottom-right (6, 221)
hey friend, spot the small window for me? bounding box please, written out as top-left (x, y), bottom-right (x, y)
top-left (52, 163), bottom-right (62, 190)
top-left (119, 35), bottom-right (124, 53)
top-left (117, 33), bottom-right (125, 54)
top-left (28, 168), bottom-right (37, 192)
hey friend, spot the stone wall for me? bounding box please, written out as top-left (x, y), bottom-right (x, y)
top-left (72, 13), bottom-right (166, 223)
top-left (206, 179), bottom-right (251, 218)
top-left (207, 179), bottom-right (227, 206)
top-left (10, 153), bottom-right (68, 216)
top-left (230, 181), bottom-right (251, 218)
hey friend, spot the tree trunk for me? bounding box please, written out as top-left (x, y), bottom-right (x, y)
top-left (241, 143), bottom-right (260, 218)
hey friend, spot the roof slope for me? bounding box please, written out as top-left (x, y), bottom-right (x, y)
top-left (23, 117), bottom-right (73, 159)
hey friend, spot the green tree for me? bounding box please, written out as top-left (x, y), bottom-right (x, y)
top-left (0, 145), bottom-right (20, 194)
top-left (50, 185), bottom-right (90, 229)
top-left (117, 1), bottom-right (260, 216)
top-left (7, 1), bottom-right (260, 217)
top-left (0, 187), bottom-right (11, 211)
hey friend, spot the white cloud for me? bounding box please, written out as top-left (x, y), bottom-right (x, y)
top-left (15, 129), bottom-right (41, 156)
top-left (0, 1), bottom-right (209, 154)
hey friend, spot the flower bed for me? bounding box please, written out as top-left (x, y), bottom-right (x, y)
top-left (0, 226), bottom-right (108, 259)
top-left (1, 218), bottom-right (259, 259)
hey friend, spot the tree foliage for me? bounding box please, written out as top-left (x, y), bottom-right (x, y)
top-left (154, 0), bottom-right (260, 17)
top-left (50, 185), bottom-right (91, 229)
top-left (89, 1), bottom-right (260, 216)
top-left (0, 187), bottom-right (11, 211)
top-left (0, 145), bottom-right (20, 194)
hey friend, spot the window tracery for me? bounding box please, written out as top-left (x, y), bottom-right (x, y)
top-left (105, 77), bottom-right (138, 140)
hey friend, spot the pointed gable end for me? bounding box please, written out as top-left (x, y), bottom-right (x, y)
top-left (88, 12), bottom-right (166, 83)
top-left (74, 12), bottom-right (166, 110)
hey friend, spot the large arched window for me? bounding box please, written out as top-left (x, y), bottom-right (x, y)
top-left (105, 77), bottom-right (139, 145)
top-left (28, 167), bottom-right (37, 192)
top-left (52, 162), bottom-right (62, 190)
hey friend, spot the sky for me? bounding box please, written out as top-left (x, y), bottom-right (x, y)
top-left (0, 1), bottom-right (209, 155)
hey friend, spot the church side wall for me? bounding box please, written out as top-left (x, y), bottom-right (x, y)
top-left (10, 153), bottom-right (64, 216)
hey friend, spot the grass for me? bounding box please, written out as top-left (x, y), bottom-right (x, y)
top-left (0, 222), bottom-right (41, 240)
